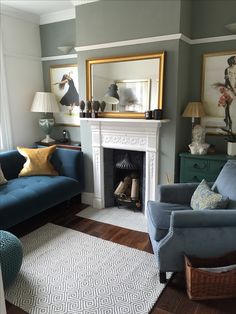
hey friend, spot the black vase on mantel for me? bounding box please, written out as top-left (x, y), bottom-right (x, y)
top-left (79, 100), bottom-right (85, 118)
top-left (85, 100), bottom-right (92, 118)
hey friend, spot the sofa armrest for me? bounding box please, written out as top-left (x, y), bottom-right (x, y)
top-left (171, 209), bottom-right (236, 228)
top-left (51, 148), bottom-right (84, 189)
top-left (158, 183), bottom-right (199, 204)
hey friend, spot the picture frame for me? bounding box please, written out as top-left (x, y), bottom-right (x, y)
top-left (201, 51), bottom-right (236, 134)
top-left (114, 79), bottom-right (151, 112)
top-left (50, 64), bottom-right (80, 126)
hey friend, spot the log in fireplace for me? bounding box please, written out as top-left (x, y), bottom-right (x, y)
top-left (104, 148), bottom-right (145, 211)
top-left (114, 153), bottom-right (142, 210)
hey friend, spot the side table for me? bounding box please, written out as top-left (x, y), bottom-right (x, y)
top-left (35, 141), bottom-right (81, 151)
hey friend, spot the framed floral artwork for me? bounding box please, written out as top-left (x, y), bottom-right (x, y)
top-left (50, 64), bottom-right (80, 126)
top-left (201, 51), bottom-right (236, 134)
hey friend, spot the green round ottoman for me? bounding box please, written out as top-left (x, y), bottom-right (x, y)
top-left (0, 231), bottom-right (23, 288)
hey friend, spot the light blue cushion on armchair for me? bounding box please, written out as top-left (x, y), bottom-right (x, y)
top-left (191, 179), bottom-right (229, 210)
top-left (212, 160), bottom-right (236, 208)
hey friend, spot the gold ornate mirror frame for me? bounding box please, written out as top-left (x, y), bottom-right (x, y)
top-left (86, 52), bottom-right (165, 118)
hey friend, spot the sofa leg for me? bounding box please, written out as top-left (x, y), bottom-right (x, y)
top-left (159, 272), bottom-right (167, 283)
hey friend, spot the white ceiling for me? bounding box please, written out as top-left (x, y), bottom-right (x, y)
top-left (0, 0), bottom-right (98, 16)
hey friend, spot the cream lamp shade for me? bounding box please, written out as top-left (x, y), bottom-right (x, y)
top-left (30, 92), bottom-right (59, 113)
top-left (30, 92), bottom-right (60, 143)
top-left (182, 102), bottom-right (205, 124)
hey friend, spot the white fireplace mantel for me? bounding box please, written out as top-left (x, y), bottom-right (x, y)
top-left (82, 118), bottom-right (169, 212)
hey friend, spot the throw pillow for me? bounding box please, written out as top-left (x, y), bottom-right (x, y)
top-left (191, 179), bottom-right (228, 210)
top-left (17, 145), bottom-right (58, 177)
top-left (0, 165), bottom-right (7, 185)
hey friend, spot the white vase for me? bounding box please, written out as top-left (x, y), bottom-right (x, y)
top-left (227, 142), bottom-right (236, 156)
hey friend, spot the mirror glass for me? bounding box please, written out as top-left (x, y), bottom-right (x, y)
top-left (86, 52), bottom-right (165, 118)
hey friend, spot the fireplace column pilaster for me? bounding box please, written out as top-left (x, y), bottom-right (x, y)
top-left (91, 122), bottom-right (104, 209)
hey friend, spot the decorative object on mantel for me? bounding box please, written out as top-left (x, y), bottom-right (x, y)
top-left (79, 100), bottom-right (85, 118)
top-left (91, 101), bottom-right (100, 118)
top-left (145, 110), bottom-right (152, 119)
top-left (85, 100), bottom-right (92, 118)
top-left (153, 109), bottom-right (163, 120)
top-left (182, 102), bottom-right (209, 155)
top-left (30, 92), bottom-right (60, 143)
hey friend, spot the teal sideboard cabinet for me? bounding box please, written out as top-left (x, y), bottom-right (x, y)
top-left (179, 153), bottom-right (236, 183)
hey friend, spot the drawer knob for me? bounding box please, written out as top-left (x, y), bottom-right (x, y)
top-left (192, 175), bottom-right (200, 182)
top-left (193, 163), bottom-right (207, 170)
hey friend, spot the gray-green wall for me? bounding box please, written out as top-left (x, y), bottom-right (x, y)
top-left (40, 0), bottom-right (236, 193)
top-left (40, 20), bottom-right (80, 142)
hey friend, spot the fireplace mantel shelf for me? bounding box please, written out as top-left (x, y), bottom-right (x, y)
top-left (81, 118), bottom-right (170, 125)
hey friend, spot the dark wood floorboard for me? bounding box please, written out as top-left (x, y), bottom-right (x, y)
top-left (5, 200), bottom-right (236, 314)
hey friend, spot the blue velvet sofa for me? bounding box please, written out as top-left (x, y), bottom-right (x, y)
top-left (147, 160), bottom-right (236, 283)
top-left (0, 148), bottom-right (84, 230)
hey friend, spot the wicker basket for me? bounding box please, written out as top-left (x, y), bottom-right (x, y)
top-left (185, 251), bottom-right (236, 300)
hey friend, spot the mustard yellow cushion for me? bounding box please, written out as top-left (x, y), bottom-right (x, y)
top-left (17, 145), bottom-right (58, 177)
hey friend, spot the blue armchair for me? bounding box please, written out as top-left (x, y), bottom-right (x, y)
top-left (147, 160), bottom-right (236, 283)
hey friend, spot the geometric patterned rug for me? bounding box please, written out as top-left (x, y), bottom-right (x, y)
top-left (5, 223), bottom-right (167, 314)
top-left (76, 206), bottom-right (148, 233)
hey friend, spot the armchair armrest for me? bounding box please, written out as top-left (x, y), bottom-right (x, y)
top-left (171, 209), bottom-right (236, 228)
top-left (158, 183), bottom-right (199, 205)
top-left (157, 209), bottom-right (236, 272)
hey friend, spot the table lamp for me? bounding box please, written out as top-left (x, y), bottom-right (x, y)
top-left (31, 92), bottom-right (60, 143)
top-left (103, 84), bottom-right (119, 111)
top-left (182, 102), bottom-right (206, 129)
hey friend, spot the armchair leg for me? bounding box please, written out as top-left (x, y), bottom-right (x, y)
top-left (159, 272), bottom-right (167, 283)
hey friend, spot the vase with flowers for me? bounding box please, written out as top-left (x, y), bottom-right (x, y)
top-left (221, 127), bottom-right (236, 156)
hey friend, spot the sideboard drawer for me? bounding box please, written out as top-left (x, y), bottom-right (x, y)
top-left (179, 153), bottom-right (234, 183)
top-left (185, 159), bottom-right (209, 173)
top-left (182, 172), bottom-right (219, 183)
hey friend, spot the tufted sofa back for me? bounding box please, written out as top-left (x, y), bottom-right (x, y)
top-left (0, 148), bottom-right (84, 189)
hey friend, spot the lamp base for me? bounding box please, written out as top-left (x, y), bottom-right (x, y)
top-left (39, 116), bottom-right (55, 144)
top-left (41, 135), bottom-right (56, 143)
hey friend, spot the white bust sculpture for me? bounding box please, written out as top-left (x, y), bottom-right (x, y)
top-left (189, 125), bottom-right (210, 155)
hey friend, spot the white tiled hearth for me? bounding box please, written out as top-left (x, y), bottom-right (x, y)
top-left (82, 118), bottom-right (169, 213)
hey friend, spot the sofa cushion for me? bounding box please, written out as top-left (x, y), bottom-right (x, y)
top-left (147, 201), bottom-right (191, 241)
top-left (191, 179), bottom-right (229, 210)
top-left (0, 176), bottom-right (82, 229)
top-left (17, 146), bottom-right (58, 177)
top-left (0, 165), bottom-right (7, 185)
top-left (212, 160), bottom-right (236, 208)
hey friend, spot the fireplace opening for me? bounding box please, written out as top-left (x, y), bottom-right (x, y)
top-left (104, 148), bottom-right (145, 211)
